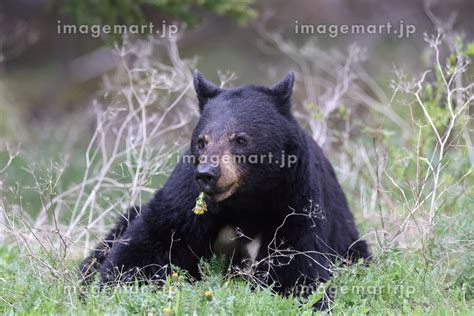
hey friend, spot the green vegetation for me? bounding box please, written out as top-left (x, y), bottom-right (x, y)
top-left (0, 246), bottom-right (471, 314)
top-left (58, 0), bottom-right (257, 31)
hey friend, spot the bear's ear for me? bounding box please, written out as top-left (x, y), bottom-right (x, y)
top-left (270, 71), bottom-right (295, 101)
top-left (193, 70), bottom-right (222, 112)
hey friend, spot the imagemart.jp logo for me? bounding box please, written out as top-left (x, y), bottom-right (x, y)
top-left (294, 20), bottom-right (416, 38)
top-left (292, 284), bottom-right (417, 296)
top-left (180, 152), bottom-right (298, 168)
top-left (57, 20), bottom-right (179, 38)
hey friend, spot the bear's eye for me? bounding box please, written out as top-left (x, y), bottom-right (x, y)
top-left (197, 137), bottom-right (206, 150)
top-left (235, 135), bottom-right (248, 146)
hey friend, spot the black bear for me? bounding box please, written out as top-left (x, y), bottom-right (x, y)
top-left (80, 71), bottom-right (370, 305)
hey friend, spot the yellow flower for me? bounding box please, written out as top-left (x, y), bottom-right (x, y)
top-left (163, 306), bottom-right (172, 315)
top-left (171, 272), bottom-right (179, 281)
top-left (193, 192), bottom-right (208, 215)
top-left (204, 290), bottom-right (213, 301)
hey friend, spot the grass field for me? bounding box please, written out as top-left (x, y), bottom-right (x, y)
top-left (0, 245), bottom-right (472, 314)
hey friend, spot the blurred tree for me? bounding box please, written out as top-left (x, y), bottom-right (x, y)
top-left (56, 0), bottom-right (257, 40)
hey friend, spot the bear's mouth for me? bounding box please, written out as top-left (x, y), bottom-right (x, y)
top-left (204, 182), bottom-right (238, 202)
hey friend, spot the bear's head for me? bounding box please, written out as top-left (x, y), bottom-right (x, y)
top-left (190, 71), bottom-right (299, 202)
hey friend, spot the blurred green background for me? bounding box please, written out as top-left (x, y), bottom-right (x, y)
top-left (1, 0), bottom-right (473, 131)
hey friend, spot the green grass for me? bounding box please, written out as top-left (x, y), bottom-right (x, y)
top-left (0, 245), bottom-right (471, 314)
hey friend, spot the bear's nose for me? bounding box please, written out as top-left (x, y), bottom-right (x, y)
top-left (195, 164), bottom-right (220, 192)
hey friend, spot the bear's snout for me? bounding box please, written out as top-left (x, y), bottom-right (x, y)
top-left (194, 151), bottom-right (241, 202)
top-left (195, 163), bottom-right (220, 193)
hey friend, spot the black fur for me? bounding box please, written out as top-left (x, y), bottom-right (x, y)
top-left (80, 71), bottom-right (370, 306)
top-left (80, 206), bottom-right (140, 285)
